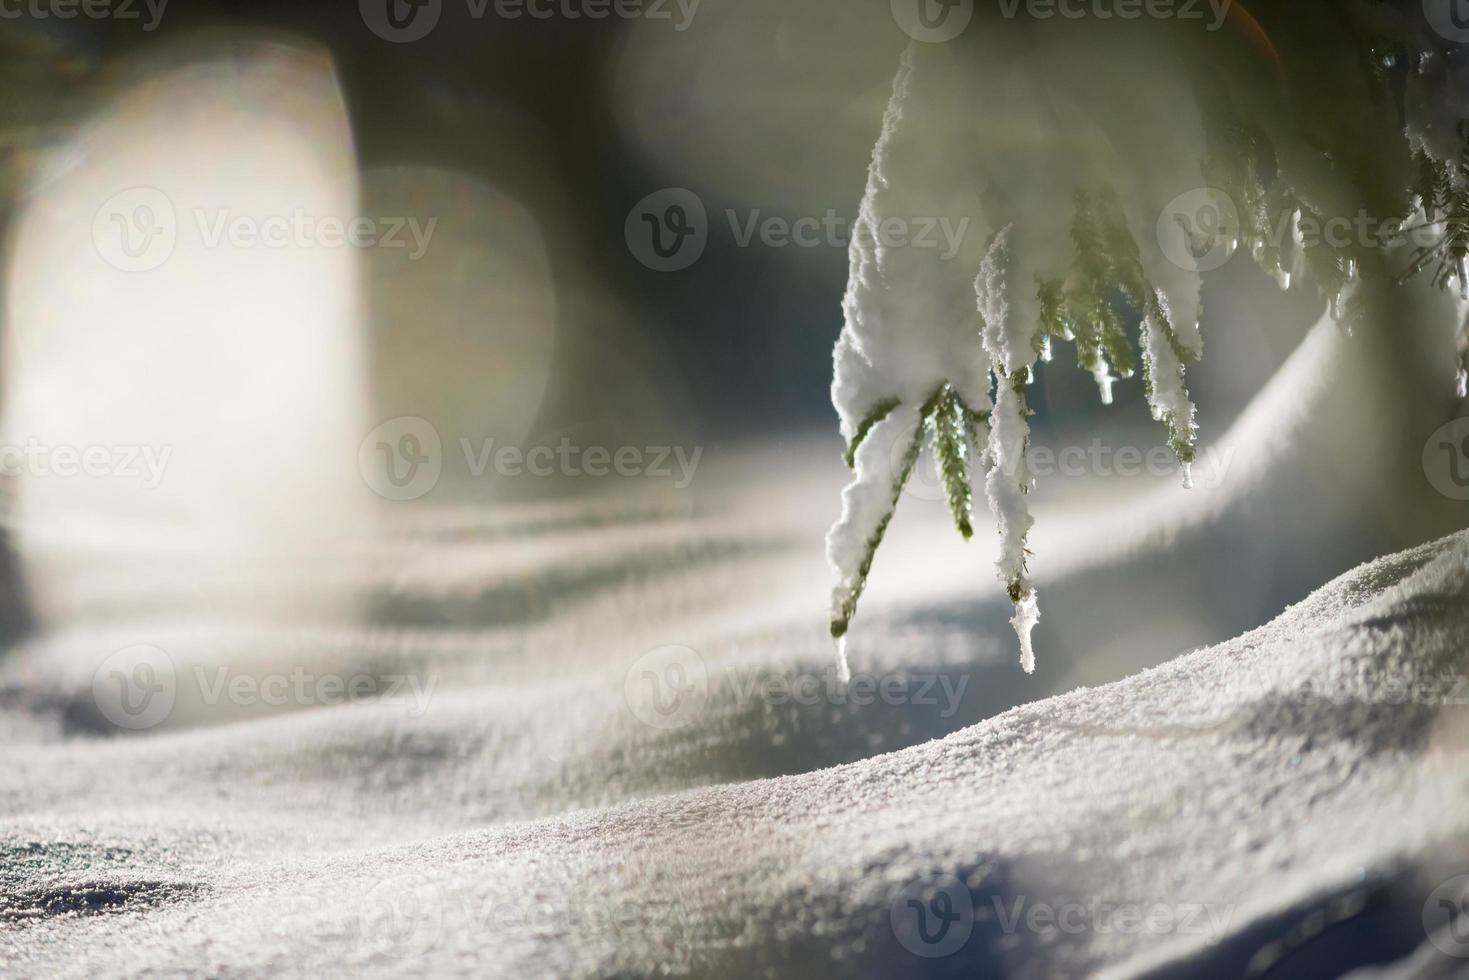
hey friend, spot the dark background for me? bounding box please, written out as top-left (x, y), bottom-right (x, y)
top-left (1, 0), bottom-right (908, 442)
top-left (0, 0), bottom-right (1330, 453)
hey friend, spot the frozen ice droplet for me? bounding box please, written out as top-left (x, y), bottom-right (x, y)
top-left (835, 635), bottom-right (851, 684)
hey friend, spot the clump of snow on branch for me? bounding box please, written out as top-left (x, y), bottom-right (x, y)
top-left (826, 24), bottom-right (1213, 674)
top-left (975, 226), bottom-right (1041, 670)
top-left (1141, 290), bottom-right (1199, 483)
top-left (825, 399), bottom-right (924, 679)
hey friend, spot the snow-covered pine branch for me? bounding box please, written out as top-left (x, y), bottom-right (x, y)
top-left (827, 25), bottom-right (1209, 673)
top-left (826, 8), bottom-right (1469, 678)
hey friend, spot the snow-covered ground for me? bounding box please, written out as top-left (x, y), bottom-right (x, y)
top-left (7, 13), bottom-right (1469, 978)
top-left (2, 432), bottom-right (1468, 977)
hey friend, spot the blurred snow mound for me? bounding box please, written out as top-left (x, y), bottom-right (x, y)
top-left (2, 523), bottom-right (1468, 977)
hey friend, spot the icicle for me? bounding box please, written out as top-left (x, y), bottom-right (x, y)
top-left (835, 635), bottom-right (851, 684)
top-left (1457, 369), bottom-right (1467, 400)
top-left (1275, 209), bottom-right (1302, 291)
top-left (1458, 255), bottom-right (1468, 301)
top-left (1040, 335), bottom-right (1053, 363)
top-left (1094, 363), bottom-right (1117, 405)
top-left (1011, 590), bottom-right (1039, 674)
top-left (1182, 461), bottom-right (1194, 489)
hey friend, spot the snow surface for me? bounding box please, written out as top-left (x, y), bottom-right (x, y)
top-left (3, 448), bottom-right (1469, 978)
